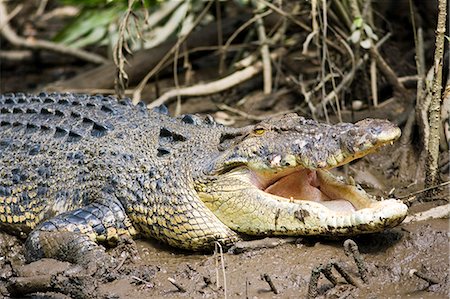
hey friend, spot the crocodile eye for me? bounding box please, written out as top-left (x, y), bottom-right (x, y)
top-left (253, 128), bottom-right (266, 135)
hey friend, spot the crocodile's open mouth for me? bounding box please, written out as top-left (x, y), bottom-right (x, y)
top-left (251, 168), bottom-right (371, 213)
top-left (200, 163), bottom-right (407, 236)
top-left (200, 119), bottom-right (407, 236)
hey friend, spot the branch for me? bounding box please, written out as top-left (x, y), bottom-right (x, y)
top-left (147, 48), bottom-right (286, 108)
top-left (425, 0), bottom-right (446, 192)
top-left (403, 204), bottom-right (449, 223)
top-left (0, 0), bottom-right (107, 65)
top-left (253, 0), bottom-right (272, 94)
top-left (369, 47), bottom-right (411, 102)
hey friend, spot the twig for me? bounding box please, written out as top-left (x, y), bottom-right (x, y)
top-left (132, 1), bottom-right (213, 103)
top-left (306, 266), bottom-right (321, 299)
top-left (245, 278), bottom-right (249, 298)
top-left (143, 2), bottom-right (187, 49)
top-left (302, 0), bottom-right (318, 55)
top-left (261, 273), bottom-right (279, 294)
top-left (441, 80), bottom-right (450, 151)
top-left (48, 15), bottom-right (253, 90)
top-left (409, 269), bottom-right (440, 285)
top-left (413, 23), bottom-right (431, 180)
top-left (38, 6), bottom-right (79, 22)
top-left (167, 277), bottom-right (186, 293)
top-left (369, 47), bottom-right (411, 101)
top-left (409, 0), bottom-right (428, 153)
top-left (320, 0), bottom-right (331, 124)
top-left (173, 42), bottom-right (181, 116)
top-left (131, 276), bottom-right (153, 288)
top-left (403, 204), bottom-right (450, 223)
top-left (0, 3), bottom-right (22, 31)
top-left (0, 0), bottom-right (106, 64)
top-left (35, 0), bottom-right (48, 17)
top-left (256, 0), bottom-right (311, 31)
top-left (319, 55), bottom-right (366, 112)
top-left (219, 9), bottom-right (272, 73)
top-left (343, 239), bottom-right (368, 284)
top-left (332, 262), bottom-right (360, 287)
top-left (307, 262), bottom-right (357, 299)
top-left (148, 48), bottom-right (286, 108)
top-left (307, 260), bottom-right (362, 299)
top-left (214, 242), bottom-right (227, 299)
top-left (321, 262), bottom-right (338, 286)
top-left (0, 50), bottom-right (32, 61)
top-left (397, 181), bottom-right (450, 200)
top-left (397, 109), bottom-right (416, 175)
top-left (425, 0), bottom-right (446, 193)
top-left (370, 58), bottom-right (378, 106)
top-left (398, 75), bottom-right (420, 83)
top-left (253, 0), bottom-right (272, 94)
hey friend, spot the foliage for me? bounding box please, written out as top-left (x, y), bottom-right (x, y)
top-left (53, 0), bottom-right (209, 50)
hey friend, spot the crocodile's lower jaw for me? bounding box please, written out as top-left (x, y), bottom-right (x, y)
top-left (200, 167), bottom-right (408, 236)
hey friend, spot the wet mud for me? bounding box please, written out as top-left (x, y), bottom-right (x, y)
top-left (0, 209), bottom-right (448, 298)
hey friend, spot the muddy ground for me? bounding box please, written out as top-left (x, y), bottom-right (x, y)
top-left (0, 149), bottom-right (449, 299)
top-left (0, 209), bottom-right (448, 299)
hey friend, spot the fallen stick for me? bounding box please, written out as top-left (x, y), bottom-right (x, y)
top-left (261, 273), bottom-right (279, 294)
top-left (403, 204), bottom-right (450, 223)
top-left (343, 239), bottom-right (369, 284)
top-left (409, 269), bottom-right (440, 285)
top-left (306, 266), bottom-right (321, 299)
top-left (398, 181), bottom-right (450, 200)
top-left (148, 48), bottom-right (286, 108)
top-left (167, 277), bottom-right (186, 293)
top-left (332, 262), bottom-right (361, 287)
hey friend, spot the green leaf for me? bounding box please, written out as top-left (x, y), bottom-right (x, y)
top-left (70, 26), bottom-right (107, 48)
top-left (352, 17), bottom-right (363, 29)
top-left (54, 6), bottom-right (121, 47)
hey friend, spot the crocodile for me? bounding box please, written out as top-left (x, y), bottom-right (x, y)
top-left (0, 92), bottom-right (407, 265)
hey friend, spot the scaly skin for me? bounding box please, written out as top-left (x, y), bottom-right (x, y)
top-left (0, 92), bottom-right (407, 265)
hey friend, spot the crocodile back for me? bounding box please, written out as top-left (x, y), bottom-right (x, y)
top-left (0, 93), bottom-right (161, 232)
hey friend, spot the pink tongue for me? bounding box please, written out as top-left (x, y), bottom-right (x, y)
top-left (265, 170), bottom-right (331, 202)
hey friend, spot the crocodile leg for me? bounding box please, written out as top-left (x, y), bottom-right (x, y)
top-left (25, 197), bottom-right (136, 270)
